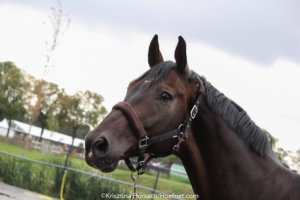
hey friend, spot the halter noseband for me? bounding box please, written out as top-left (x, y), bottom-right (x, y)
top-left (113, 78), bottom-right (205, 174)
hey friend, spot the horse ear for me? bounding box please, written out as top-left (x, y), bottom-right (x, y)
top-left (175, 36), bottom-right (188, 74)
top-left (148, 34), bottom-right (164, 68)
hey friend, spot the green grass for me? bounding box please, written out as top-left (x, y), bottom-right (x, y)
top-left (0, 141), bottom-right (42, 158)
top-left (170, 174), bottom-right (190, 184)
top-left (0, 140), bottom-right (193, 196)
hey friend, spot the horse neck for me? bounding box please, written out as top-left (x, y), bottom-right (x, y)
top-left (179, 101), bottom-right (294, 200)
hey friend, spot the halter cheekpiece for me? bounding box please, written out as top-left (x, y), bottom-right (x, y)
top-left (113, 79), bottom-right (204, 175)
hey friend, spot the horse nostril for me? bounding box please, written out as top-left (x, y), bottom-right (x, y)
top-left (92, 137), bottom-right (109, 158)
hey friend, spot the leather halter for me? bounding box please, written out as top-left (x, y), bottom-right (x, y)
top-left (113, 78), bottom-right (205, 174)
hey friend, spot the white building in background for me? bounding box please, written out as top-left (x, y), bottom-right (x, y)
top-left (0, 118), bottom-right (85, 148)
top-left (0, 119), bottom-right (16, 138)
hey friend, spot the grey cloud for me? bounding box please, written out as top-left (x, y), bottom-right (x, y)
top-left (12, 0), bottom-right (300, 65)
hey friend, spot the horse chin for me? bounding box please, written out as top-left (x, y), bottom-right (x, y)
top-left (94, 159), bottom-right (119, 173)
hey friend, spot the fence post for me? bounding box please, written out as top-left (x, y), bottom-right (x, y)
top-left (151, 167), bottom-right (161, 200)
top-left (58, 144), bottom-right (72, 196)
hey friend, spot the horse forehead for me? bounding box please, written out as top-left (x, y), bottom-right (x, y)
top-left (128, 70), bottom-right (186, 95)
top-left (164, 70), bottom-right (186, 90)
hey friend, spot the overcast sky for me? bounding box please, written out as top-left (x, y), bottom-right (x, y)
top-left (9, 0), bottom-right (300, 65)
top-left (0, 0), bottom-right (299, 154)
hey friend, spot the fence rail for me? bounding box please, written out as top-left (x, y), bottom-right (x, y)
top-left (0, 150), bottom-right (183, 199)
top-left (0, 123), bottom-right (191, 199)
top-left (1, 123), bottom-right (189, 177)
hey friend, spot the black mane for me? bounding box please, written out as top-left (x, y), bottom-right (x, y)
top-left (194, 72), bottom-right (269, 156)
top-left (144, 61), bottom-right (269, 156)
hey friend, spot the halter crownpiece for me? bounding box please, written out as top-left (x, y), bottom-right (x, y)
top-left (113, 78), bottom-right (205, 174)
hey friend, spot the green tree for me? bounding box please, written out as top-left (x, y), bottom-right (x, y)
top-left (33, 79), bottom-right (61, 141)
top-left (292, 149), bottom-right (300, 171)
top-left (57, 90), bottom-right (107, 146)
top-left (23, 75), bottom-right (61, 141)
top-left (0, 61), bottom-right (26, 137)
top-left (57, 90), bottom-right (107, 170)
top-left (265, 131), bottom-right (291, 163)
top-left (58, 123), bottom-right (90, 139)
top-left (0, 109), bottom-right (3, 121)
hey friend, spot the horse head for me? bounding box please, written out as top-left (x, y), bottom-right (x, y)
top-left (85, 35), bottom-right (200, 172)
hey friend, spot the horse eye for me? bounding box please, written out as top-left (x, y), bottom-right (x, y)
top-left (160, 91), bottom-right (173, 102)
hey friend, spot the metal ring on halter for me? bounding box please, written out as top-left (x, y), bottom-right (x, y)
top-left (173, 144), bottom-right (180, 152)
top-left (178, 124), bottom-right (185, 135)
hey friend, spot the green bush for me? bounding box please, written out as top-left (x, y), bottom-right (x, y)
top-left (0, 154), bottom-right (128, 200)
top-left (0, 155), bottom-right (59, 195)
top-left (64, 171), bottom-right (128, 200)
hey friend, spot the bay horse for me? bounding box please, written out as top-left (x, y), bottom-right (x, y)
top-left (85, 35), bottom-right (300, 199)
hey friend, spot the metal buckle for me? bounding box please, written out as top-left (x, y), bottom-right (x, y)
top-left (178, 124), bottom-right (185, 133)
top-left (137, 160), bottom-right (144, 168)
top-left (138, 136), bottom-right (149, 149)
top-left (190, 105), bottom-right (198, 119)
top-left (137, 161), bottom-right (146, 175)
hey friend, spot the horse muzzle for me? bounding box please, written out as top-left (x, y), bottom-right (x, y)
top-left (85, 134), bottom-right (119, 172)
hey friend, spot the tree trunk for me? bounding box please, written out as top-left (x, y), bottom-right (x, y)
top-left (64, 126), bottom-right (78, 167)
top-left (23, 124), bottom-right (32, 157)
top-left (71, 126), bottom-right (78, 146)
top-left (39, 127), bottom-right (45, 142)
top-left (6, 119), bottom-right (12, 137)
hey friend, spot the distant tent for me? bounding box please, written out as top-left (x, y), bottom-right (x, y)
top-left (0, 119), bottom-right (15, 137)
top-left (0, 118), bottom-right (85, 147)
